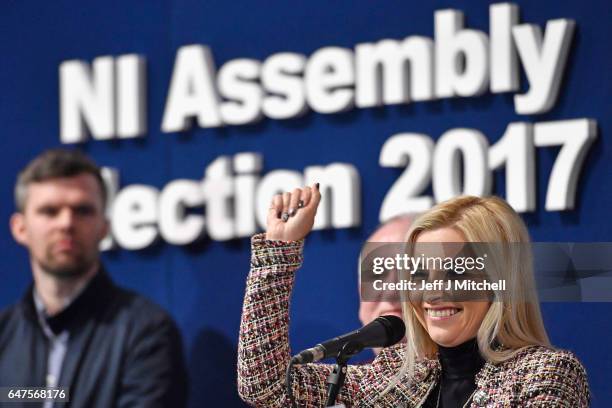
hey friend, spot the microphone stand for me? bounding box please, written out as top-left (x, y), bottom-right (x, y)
top-left (325, 341), bottom-right (363, 407)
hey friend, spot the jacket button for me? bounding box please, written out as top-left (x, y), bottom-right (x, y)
top-left (473, 390), bottom-right (488, 406)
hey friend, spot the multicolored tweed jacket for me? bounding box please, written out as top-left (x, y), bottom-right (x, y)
top-left (238, 234), bottom-right (590, 407)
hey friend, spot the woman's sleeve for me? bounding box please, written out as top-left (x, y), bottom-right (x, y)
top-left (237, 234), bottom-right (366, 407)
top-left (520, 349), bottom-right (590, 407)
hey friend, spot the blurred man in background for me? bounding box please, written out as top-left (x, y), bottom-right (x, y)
top-left (358, 214), bottom-right (415, 355)
top-left (0, 149), bottom-right (187, 407)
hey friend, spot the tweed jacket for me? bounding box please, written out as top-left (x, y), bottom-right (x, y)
top-left (238, 234), bottom-right (590, 407)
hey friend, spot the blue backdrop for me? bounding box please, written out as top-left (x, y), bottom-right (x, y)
top-left (1, 1), bottom-right (610, 406)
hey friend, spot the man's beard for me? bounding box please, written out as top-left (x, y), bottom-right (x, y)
top-left (37, 246), bottom-right (96, 279)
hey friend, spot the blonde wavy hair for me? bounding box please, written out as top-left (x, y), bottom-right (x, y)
top-left (383, 195), bottom-right (550, 394)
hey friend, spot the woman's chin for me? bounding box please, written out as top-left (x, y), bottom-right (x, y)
top-left (427, 329), bottom-right (462, 347)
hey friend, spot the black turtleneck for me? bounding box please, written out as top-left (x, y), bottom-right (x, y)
top-left (424, 338), bottom-right (485, 408)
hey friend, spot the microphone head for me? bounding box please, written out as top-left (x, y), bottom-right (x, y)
top-left (374, 315), bottom-right (406, 347)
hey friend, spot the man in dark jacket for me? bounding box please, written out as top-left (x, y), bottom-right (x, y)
top-left (1, 149), bottom-right (188, 407)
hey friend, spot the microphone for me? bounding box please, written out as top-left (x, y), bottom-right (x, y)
top-left (290, 315), bottom-right (405, 364)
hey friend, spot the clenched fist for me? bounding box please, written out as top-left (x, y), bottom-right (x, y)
top-left (266, 183), bottom-right (321, 242)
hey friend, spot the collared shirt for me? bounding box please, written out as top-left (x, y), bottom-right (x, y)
top-left (32, 283), bottom-right (88, 408)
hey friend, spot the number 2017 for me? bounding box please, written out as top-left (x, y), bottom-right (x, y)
top-left (379, 119), bottom-right (597, 220)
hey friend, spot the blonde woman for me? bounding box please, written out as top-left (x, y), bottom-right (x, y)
top-left (237, 185), bottom-right (589, 407)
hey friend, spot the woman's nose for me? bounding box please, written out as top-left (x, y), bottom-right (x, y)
top-left (422, 289), bottom-right (444, 304)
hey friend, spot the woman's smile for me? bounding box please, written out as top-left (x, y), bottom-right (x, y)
top-left (425, 306), bottom-right (462, 320)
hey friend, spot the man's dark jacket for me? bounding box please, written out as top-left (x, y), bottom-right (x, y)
top-left (0, 269), bottom-right (188, 408)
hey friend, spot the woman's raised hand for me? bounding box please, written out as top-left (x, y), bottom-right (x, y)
top-left (265, 184), bottom-right (321, 242)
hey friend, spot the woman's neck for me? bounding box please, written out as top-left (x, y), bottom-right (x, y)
top-left (437, 338), bottom-right (485, 379)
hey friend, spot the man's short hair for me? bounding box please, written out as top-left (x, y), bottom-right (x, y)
top-left (14, 149), bottom-right (107, 212)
